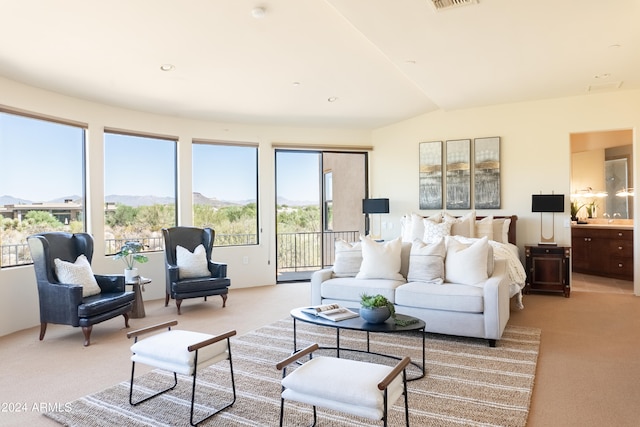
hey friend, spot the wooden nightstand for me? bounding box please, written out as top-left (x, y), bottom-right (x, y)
top-left (524, 245), bottom-right (571, 298)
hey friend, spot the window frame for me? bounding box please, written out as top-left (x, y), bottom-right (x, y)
top-left (103, 128), bottom-right (178, 256)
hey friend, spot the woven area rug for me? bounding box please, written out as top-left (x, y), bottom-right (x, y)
top-left (45, 318), bottom-right (540, 426)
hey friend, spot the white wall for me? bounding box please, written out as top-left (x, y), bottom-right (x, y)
top-left (0, 77), bottom-right (371, 337)
top-left (2, 76), bottom-right (639, 338)
top-left (369, 90), bottom-right (640, 297)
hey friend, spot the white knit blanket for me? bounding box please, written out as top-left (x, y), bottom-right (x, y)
top-left (489, 241), bottom-right (527, 309)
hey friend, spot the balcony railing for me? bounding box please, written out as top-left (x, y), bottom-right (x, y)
top-left (1, 231), bottom-right (357, 275)
top-left (277, 230), bottom-right (359, 273)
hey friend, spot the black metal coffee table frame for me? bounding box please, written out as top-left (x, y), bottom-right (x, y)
top-left (290, 307), bottom-right (426, 381)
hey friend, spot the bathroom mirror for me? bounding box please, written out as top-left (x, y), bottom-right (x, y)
top-left (570, 129), bottom-right (633, 219)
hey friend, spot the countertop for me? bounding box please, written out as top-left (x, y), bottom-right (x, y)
top-left (571, 223), bottom-right (633, 230)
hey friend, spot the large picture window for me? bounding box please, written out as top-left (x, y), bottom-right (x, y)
top-left (192, 141), bottom-right (258, 246)
top-left (0, 110), bottom-right (86, 267)
top-left (104, 131), bottom-right (177, 255)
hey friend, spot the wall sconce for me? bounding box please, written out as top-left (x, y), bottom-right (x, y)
top-left (362, 198), bottom-right (389, 239)
top-left (571, 187), bottom-right (607, 198)
top-left (616, 188), bottom-right (634, 197)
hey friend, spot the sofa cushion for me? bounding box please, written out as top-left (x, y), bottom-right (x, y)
top-left (355, 236), bottom-right (403, 280)
top-left (321, 277), bottom-right (403, 304)
top-left (447, 235), bottom-right (495, 276)
top-left (406, 238), bottom-right (445, 284)
top-left (333, 239), bottom-right (362, 277)
top-left (445, 236), bottom-right (490, 286)
top-left (395, 281), bottom-right (484, 313)
top-left (54, 254), bottom-right (102, 297)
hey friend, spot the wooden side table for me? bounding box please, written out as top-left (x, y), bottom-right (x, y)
top-left (524, 245), bottom-right (571, 297)
top-left (126, 277), bottom-right (151, 318)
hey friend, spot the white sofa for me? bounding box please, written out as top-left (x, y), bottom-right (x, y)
top-left (310, 237), bottom-right (511, 346)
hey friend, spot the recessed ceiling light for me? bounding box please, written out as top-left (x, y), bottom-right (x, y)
top-left (160, 64), bottom-right (175, 72)
top-left (328, 97), bottom-right (338, 102)
top-left (251, 7), bottom-right (266, 18)
top-left (594, 73), bottom-right (611, 79)
top-left (292, 81), bottom-right (301, 87)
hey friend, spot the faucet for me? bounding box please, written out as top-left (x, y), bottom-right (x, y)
top-left (603, 213), bottom-right (612, 223)
top-left (613, 213), bottom-right (622, 222)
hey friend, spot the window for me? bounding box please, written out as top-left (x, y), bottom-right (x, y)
top-left (323, 171), bottom-right (333, 231)
top-left (192, 142), bottom-right (258, 246)
top-left (0, 110), bottom-right (86, 267)
top-left (104, 131), bottom-right (177, 255)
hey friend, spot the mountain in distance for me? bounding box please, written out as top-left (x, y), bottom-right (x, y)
top-left (277, 196), bottom-right (318, 207)
top-left (0, 195), bottom-right (33, 205)
top-left (1, 193), bottom-right (316, 208)
top-left (105, 194), bottom-right (175, 207)
top-left (0, 195), bottom-right (83, 205)
top-left (192, 192), bottom-right (242, 208)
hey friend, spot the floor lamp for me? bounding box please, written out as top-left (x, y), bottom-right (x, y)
top-left (362, 198), bottom-right (389, 239)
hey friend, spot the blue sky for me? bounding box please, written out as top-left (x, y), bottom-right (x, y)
top-left (0, 113), bottom-right (83, 201)
top-left (276, 151), bottom-right (320, 203)
top-left (1, 112), bottom-right (320, 204)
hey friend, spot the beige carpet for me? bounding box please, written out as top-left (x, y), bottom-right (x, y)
top-left (44, 318), bottom-right (540, 426)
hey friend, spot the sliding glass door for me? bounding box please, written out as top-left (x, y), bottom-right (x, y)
top-left (275, 150), bottom-right (367, 282)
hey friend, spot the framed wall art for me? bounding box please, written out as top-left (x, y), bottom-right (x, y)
top-left (445, 139), bottom-right (471, 210)
top-left (419, 141), bottom-right (443, 209)
top-left (474, 136), bottom-right (501, 209)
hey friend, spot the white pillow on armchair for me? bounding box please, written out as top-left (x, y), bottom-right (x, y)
top-left (176, 244), bottom-right (210, 279)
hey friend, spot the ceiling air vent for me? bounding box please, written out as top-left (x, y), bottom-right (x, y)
top-left (431, 0), bottom-right (478, 11)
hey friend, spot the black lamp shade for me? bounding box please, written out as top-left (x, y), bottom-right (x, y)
top-left (531, 194), bottom-right (564, 213)
top-left (363, 198), bottom-right (390, 214)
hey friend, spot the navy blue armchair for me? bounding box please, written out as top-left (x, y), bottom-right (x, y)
top-left (162, 227), bottom-right (230, 315)
top-left (27, 232), bottom-right (135, 346)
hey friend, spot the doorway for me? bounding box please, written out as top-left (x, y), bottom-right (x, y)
top-left (570, 129), bottom-right (634, 288)
top-left (275, 150), bottom-right (367, 282)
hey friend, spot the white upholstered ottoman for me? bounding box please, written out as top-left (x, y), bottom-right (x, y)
top-left (276, 343), bottom-right (410, 426)
top-left (127, 320), bottom-right (236, 426)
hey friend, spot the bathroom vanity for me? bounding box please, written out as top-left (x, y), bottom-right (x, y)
top-left (571, 223), bottom-right (633, 281)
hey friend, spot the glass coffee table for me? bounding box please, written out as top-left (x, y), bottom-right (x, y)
top-left (290, 307), bottom-right (426, 380)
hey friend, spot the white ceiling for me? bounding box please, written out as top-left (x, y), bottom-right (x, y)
top-left (1, 0), bottom-right (639, 129)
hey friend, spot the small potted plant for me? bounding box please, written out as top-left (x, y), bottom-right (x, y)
top-left (586, 201), bottom-right (598, 218)
top-left (113, 241), bottom-right (149, 283)
top-left (360, 293), bottom-right (395, 324)
top-left (570, 200), bottom-right (584, 222)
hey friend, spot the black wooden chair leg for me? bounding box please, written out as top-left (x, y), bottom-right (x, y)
top-left (39, 322), bottom-right (47, 341)
top-left (81, 325), bottom-right (92, 347)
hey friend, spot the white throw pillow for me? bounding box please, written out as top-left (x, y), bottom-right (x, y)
top-left (176, 244), bottom-right (210, 279)
top-left (401, 212), bottom-right (442, 242)
top-left (445, 236), bottom-right (490, 286)
top-left (422, 219), bottom-right (452, 243)
top-left (355, 236), bottom-right (404, 280)
top-left (333, 239), bottom-right (362, 277)
top-left (407, 238), bottom-right (445, 284)
top-left (492, 218), bottom-right (511, 243)
top-left (475, 216), bottom-right (494, 240)
top-left (443, 211), bottom-right (475, 237)
top-left (54, 254), bottom-right (102, 297)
